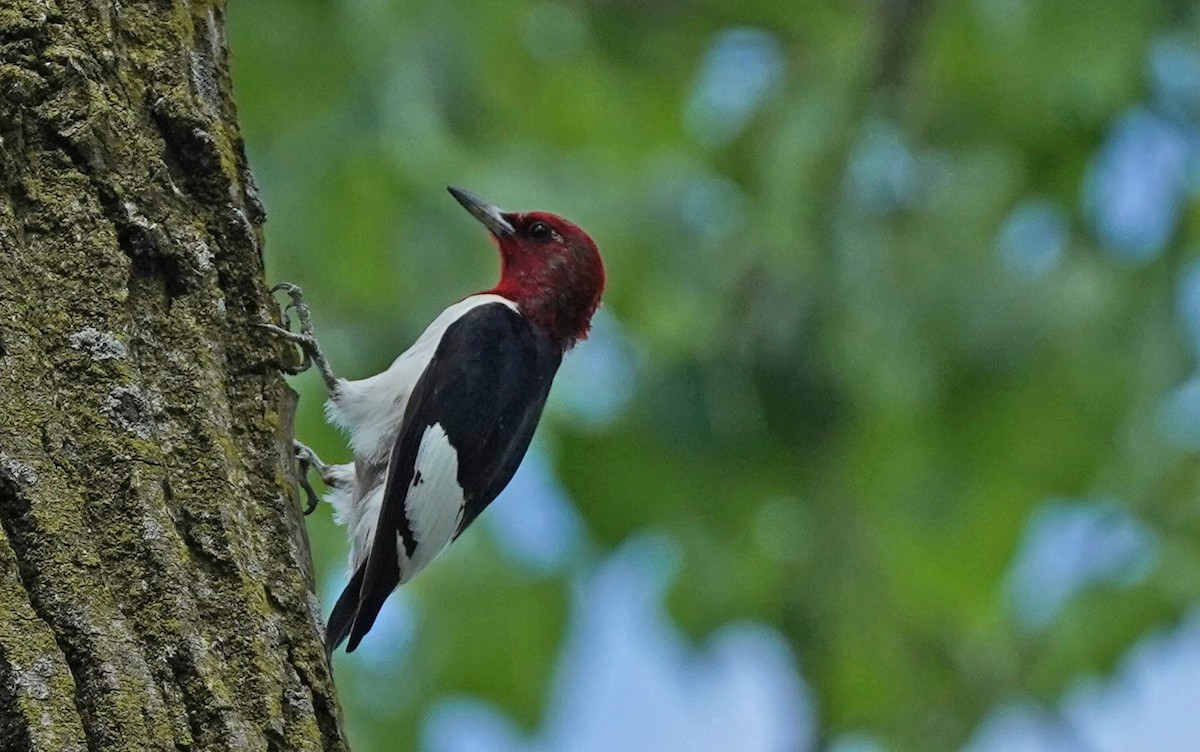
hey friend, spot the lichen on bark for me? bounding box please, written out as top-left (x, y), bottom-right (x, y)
top-left (0, 1), bottom-right (346, 749)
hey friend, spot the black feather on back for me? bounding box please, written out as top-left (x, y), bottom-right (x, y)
top-left (325, 303), bottom-right (562, 654)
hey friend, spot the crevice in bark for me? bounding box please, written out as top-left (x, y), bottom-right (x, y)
top-left (36, 125), bottom-right (196, 304)
top-left (0, 471), bottom-right (83, 736)
top-left (0, 642), bottom-right (35, 752)
top-left (149, 95), bottom-right (232, 207)
top-left (284, 639), bottom-right (343, 749)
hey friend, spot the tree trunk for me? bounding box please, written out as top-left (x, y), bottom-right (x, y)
top-left (0, 2), bottom-right (346, 750)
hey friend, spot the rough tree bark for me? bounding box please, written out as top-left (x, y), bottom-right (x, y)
top-left (0, 1), bottom-right (346, 750)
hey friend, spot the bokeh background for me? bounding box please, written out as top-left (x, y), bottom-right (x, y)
top-left (228, 1), bottom-right (1200, 750)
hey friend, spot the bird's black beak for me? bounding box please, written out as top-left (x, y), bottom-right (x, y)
top-left (448, 186), bottom-right (515, 238)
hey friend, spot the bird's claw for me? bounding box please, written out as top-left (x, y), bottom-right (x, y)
top-left (256, 323), bottom-right (315, 375)
top-left (293, 440), bottom-right (323, 516)
top-left (297, 471), bottom-right (321, 516)
top-left (271, 282), bottom-right (302, 296)
top-left (270, 282), bottom-right (315, 337)
top-left (260, 283), bottom-right (339, 389)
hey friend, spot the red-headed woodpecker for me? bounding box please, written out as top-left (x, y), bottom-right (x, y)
top-left (263, 187), bottom-right (605, 654)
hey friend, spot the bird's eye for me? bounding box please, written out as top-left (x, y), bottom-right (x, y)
top-left (529, 222), bottom-right (552, 241)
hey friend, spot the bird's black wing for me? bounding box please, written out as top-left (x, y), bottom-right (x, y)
top-left (326, 302), bottom-right (561, 653)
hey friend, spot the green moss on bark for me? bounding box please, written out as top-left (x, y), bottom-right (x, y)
top-left (0, 2), bottom-right (346, 749)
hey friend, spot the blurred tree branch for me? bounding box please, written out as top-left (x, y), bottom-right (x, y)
top-left (875, 0), bottom-right (932, 94)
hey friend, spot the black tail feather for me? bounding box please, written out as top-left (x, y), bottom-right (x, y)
top-left (345, 537), bottom-right (402, 653)
top-left (325, 564), bottom-right (366, 655)
top-left (344, 583), bottom-right (390, 653)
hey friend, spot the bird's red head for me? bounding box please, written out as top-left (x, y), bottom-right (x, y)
top-left (449, 187), bottom-right (606, 349)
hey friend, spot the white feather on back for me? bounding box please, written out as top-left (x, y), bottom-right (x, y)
top-left (397, 423), bottom-right (464, 583)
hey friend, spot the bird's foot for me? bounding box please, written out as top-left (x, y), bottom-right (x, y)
top-left (293, 440), bottom-right (328, 516)
top-left (260, 283), bottom-right (339, 391)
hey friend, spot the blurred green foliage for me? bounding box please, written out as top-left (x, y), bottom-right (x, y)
top-left (229, 0), bottom-right (1200, 749)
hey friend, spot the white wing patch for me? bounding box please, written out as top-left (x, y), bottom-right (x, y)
top-left (397, 423), bottom-right (464, 584)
